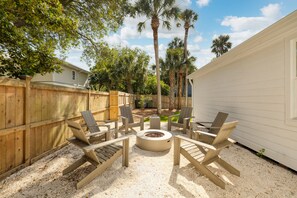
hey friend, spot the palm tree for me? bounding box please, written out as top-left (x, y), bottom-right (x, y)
top-left (134, 0), bottom-right (180, 114)
top-left (160, 48), bottom-right (183, 110)
top-left (211, 35), bottom-right (232, 57)
top-left (178, 9), bottom-right (198, 107)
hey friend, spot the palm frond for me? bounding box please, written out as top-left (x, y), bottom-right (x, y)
top-left (137, 22), bottom-right (146, 32)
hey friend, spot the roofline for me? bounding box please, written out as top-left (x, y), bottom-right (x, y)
top-left (62, 61), bottom-right (90, 74)
top-left (188, 10), bottom-right (297, 80)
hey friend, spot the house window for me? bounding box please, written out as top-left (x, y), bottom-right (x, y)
top-left (72, 71), bottom-right (76, 80)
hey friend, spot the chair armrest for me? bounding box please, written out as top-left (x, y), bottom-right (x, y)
top-left (193, 130), bottom-right (217, 137)
top-left (133, 114), bottom-right (146, 119)
top-left (175, 135), bottom-right (216, 150)
top-left (86, 131), bottom-right (106, 137)
top-left (84, 135), bottom-right (132, 152)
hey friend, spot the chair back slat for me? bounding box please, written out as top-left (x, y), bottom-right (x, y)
top-left (212, 121), bottom-right (238, 145)
top-left (209, 112), bottom-right (229, 134)
top-left (178, 107), bottom-right (193, 124)
top-left (81, 110), bottom-right (101, 133)
top-left (202, 121), bottom-right (238, 164)
top-left (120, 106), bottom-right (134, 123)
top-left (67, 121), bottom-right (91, 145)
top-left (67, 120), bottom-right (100, 163)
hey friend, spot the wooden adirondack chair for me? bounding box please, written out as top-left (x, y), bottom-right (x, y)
top-left (119, 106), bottom-right (144, 133)
top-left (63, 120), bottom-right (130, 189)
top-left (81, 110), bottom-right (118, 140)
top-left (174, 121), bottom-right (240, 189)
top-left (168, 107), bottom-right (194, 133)
top-left (190, 112), bottom-right (228, 142)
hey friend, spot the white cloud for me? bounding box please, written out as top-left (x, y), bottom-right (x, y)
top-left (220, 3), bottom-right (282, 46)
top-left (193, 35), bottom-right (203, 43)
top-left (196, 0), bottom-right (210, 7)
top-left (175, 0), bottom-right (192, 9)
top-left (103, 34), bottom-right (129, 47)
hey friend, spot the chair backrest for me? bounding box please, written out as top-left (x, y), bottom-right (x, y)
top-left (120, 106), bottom-right (134, 123)
top-left (67, 120), bottom-right (100, 163)
top-left (209, 112), bottom-right (229, 134)
top-left (67, 120), bottom-right (91, 145)
top-left (202, 121), bottom-right (238, 164)
top-left (178, 107), bottom-right (193, 124)
top-left (81, 110), bottom-right (100, 133)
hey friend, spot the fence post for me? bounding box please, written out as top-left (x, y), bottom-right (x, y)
top-left (25, 76), bottom-right (32, 164)
top-left (109, 91), bottom-right (118, 120)
top-left (87, 89), bottom-right (91, 110)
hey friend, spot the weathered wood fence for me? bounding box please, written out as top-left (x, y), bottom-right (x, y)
top-left (0, 77), bottom-right (134, 179)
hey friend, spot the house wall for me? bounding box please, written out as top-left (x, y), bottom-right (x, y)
top-left (191, 13), bottom-right (297, 171)
top-left (53, 66), bottom-right (88, 86)
top-left (32, 73), bottom-right (53, 82)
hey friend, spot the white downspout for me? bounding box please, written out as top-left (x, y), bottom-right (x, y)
top-left (189, 78), bottom-right (194, 108)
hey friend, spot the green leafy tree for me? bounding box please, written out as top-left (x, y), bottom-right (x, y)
top-left (211, 35), bottom-right (232, 58)
top-left (143, 74), bottom-right (169, 96)
top-left (178, 9), bottom-right (198, 105)
top-left (0, 0), bottom-right (129, 78)
top-left (89, 45), bottom-right (149, 94)
top-left (133, 0), bottom-right (180, 114)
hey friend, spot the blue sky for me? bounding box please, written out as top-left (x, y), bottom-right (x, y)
top-left (64, 0), bottom-right (297, 71)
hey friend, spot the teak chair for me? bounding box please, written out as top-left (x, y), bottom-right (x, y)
top-left (174, 121), bottom-right (240, 189)
top-left (168, 107), bottom-right (193, 133)
top-left (190, 112), bottom-right (228, 141)
top-left (119, 106), bottom-right (144, 133)
top-left (81, 110), bottom-right (118, 139)
top-left (63, 120), bottom-right (130, 189)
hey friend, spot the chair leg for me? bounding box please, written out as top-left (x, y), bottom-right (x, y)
top-left (174, 137), bottom-right (181, 165)
top-left (181, 148), bottom-right (226, 189)
top-left (168, 120), bottom-right (171, 131)
top-left (216, 157), bottom-right (240, 176)
top-left (63, 157), bottom-right (87, 175)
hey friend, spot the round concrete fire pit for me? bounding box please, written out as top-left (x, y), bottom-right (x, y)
top-left (136, 129), bottom-right (172, 152)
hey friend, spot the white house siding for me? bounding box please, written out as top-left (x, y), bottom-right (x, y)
top-left (32, 73), bottom-right (53, 82)
top-left (190, 12), bottom-right (297, 171)
top-left (53, 66), bottom-right (88, 86)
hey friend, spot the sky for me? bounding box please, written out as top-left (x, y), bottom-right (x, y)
top-left (64, 0), bottom-right (297, 71)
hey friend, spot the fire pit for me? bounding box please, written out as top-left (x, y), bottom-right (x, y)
top-left (136, 129), bottom-right (172, 152)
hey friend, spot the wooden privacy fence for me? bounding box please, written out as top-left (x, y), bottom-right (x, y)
top-left (0, 77), bottom-right (135, 178)
top-left (146, 95), bottom-right (192, 109)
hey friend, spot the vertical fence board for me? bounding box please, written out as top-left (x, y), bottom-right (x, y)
top-left (6, 133), bottom-right (15, 170)
top-left (15, 130), bottom-right (24, 166)
top-left (5, 87), bottom-right (16, 128)
top-left (15, 88), bottom-right (24, 126)
top-left (0, 135), bottom-right (7, 174)
top-left (0, 87), bottom-right (6, 129)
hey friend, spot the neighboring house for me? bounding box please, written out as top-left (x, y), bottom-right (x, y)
top-left (32, 61), bottom-right (90, 88)
top-left (188, 11), bottom-right (297, 171)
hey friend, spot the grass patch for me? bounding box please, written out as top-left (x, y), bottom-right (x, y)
top-left (144, 111), bottom-right (180, 122)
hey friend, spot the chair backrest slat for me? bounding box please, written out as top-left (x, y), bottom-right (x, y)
top-left (178, 107), bottom-right (193, 124)
top-left (81, 110), bottom-right (101, 133)
top-left (67, 120), bottom-right (91, 145)
top-left (120, 106), bottom-right (134, 123)
top-left (209, 112), bottom-right (228, 134)
top-left (67, 120), bottom-right (100, 163)
top-left (202, 121), bottom-right (238, 163)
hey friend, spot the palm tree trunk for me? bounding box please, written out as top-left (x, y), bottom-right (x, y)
top-left (178, 70), bottom-right (183, 109)
top-left (152, 20), bottom-right (162, 114)
top-left (184, 27), bottom-right (189, 106)
top-left (169, 70), bottom-right (175, 110)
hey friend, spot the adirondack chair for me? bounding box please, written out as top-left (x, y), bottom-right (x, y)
top-left (190, 112), bottom-right (228, 142)
top-left (81, 110), bottom-right (118, 140)
top-left (168, 107), bottom-right (193, 133)
top-left (119, 106), bottom-right (144, 133)
top-left (63, 120), bottom-right (130, 189)
top-left (174, 121), bottom-right (240, 189)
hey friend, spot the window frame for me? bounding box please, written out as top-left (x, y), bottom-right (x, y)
top-left (72, 70), bottom-right (76, 80)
